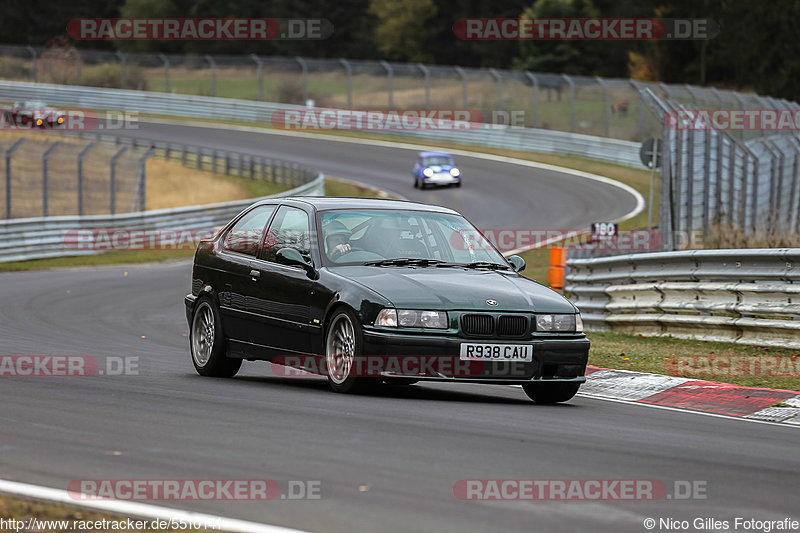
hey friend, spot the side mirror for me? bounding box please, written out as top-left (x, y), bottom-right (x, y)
top-left (507, 255), bottom-right (526, 273)
top-left (276, 248), bottom-right (317, 278)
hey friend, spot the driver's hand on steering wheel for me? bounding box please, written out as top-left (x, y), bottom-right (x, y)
top-left (332, 243), bottom-right (351, 257)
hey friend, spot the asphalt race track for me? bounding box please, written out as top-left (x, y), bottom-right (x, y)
top-left (1, 125), bottom-right (798, 533)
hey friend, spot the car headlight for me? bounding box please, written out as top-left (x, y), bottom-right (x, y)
top-left (576, 313), bottom-right (584, 333)
top-left (57, 117), bottom-right (64, 124)
top-left (35, 118), bottom-right (43, 126)
top-left (449, 168), bottom-right (461, 177)
top-left (422, 168), bottom-right (434, 177)
top-left (535, 314), bottom-right (579, 332)
top-left (375, 309), bottom-right (448, 329)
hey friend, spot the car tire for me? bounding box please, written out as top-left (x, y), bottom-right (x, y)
top-left (325, 309), bottom-right (379, 393)
top-left (190, 297), bottom-right (242, 378)
top-left (454, 182), bottom-right (462, 188)
top-left (521, 382), bottom-right (580, 404)
top-left (413, 177), bottom-right (419, 188)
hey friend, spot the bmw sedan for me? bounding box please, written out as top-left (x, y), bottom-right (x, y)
top-left (185, 197), bottom-right (589, 403)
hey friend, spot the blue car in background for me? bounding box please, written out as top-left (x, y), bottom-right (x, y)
top-left (412, 151), bottom-right (462, 189)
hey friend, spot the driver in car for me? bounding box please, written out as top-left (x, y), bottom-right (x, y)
top-left (325, 220), bottom-right (353, 259)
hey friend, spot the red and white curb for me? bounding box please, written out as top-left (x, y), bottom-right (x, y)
top-left (581, 366), bottom-right (800, 424)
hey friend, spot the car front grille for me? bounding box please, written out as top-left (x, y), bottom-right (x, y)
top-left (460, 314), bottom-right (494, 336)
top-left (460, 313), bottom-right (529, 337)
top-left (497, 315), bottom-right (528, 336)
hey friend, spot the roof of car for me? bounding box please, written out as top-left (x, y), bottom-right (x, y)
top-left (418, 151), bottom-right (453, 158)
top-left (262, 196), bottom-right (459, 214)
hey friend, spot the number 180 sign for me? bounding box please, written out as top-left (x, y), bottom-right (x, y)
top-left (591, 222), bottom-right (618, 241)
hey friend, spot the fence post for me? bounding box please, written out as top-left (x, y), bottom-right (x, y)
top-left (211, 150), bottom-right (217, 173)
top-left (562, 74), bottom-right (575, 133)
top-left (702, 130), bottom-right (712, 232)
top-left (295, 57), bottom-right (309, 104)
top-left (489, 68), bottom-right (502, 114)
top-left (77, 141), bottom-right (97, 216)
top-left (72, 49), bottom-right (81, 85)
top-left (525, 71), bottom-right (539, 128)
top-left (380, 60), bottom-right (393, 108)
top-left (26, 45), bottom-right (37, 82)
top-left (158, 53), bottom-right (170, 92)
top-left (454, 66), bottom-right (467, 110)
top-left (110, 147), bottom-right (128, 215)
top-left (205, 55), bottom-right (216, 96)
top-left (42, 141), bottom-right (62, 217)
top-left (135, 148), bottom-right (154, 212)
top-left (595, 76), bottom-right (610, 137)
top-left (685, 84), bottom-right (700, 105)
top-left (5, 138), bottom-right (25, 219)
top-left (116, 51), bottom-right (127, 89)
top-left (417, 63), bottom-right (430, 108)
top-left (250, 54), bottom-right (263, 101)
top-left (339, 58), bottom-right (353, 108)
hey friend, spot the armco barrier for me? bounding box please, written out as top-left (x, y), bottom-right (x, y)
top-left (0, 174), bottom-right (323, 263)
top-left (565, 249), bottom-right (800, 348)
top-left (0, 81), bottom-right (642, 167)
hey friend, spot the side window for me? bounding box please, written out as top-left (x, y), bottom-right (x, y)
top-left (262, 206), bottom-right (312, 263)
top-left (222, 205), bottom-right (276, 256)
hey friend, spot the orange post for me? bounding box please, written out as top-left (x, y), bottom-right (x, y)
top-left (547, 247), bottom-right (567, 292)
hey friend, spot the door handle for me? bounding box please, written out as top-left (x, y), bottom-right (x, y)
top-left (249, 269), bottom-right (260, 280)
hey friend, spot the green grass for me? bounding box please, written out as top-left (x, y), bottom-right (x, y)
top-left (324, 177), bottom-right (385, 198)
top-left (587, 331), bottom-right (800, 391)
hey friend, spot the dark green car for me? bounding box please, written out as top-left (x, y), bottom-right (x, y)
top-left (185, 197), bottom-right (589, 403)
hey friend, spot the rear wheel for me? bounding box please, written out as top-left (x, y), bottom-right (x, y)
top-left (522, 382), bottom-right (580, 404)
top-left (325, 309), bottom-right (378, 393)
top-left (190, 298), bottom-right (242, 377)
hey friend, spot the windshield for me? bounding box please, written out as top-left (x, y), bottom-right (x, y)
top-left (319, 209), bottom-right (506, 265)
top-left (421, 156), bottom-right (454, 166)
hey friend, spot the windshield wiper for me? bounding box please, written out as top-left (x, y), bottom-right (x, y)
top-left (462, 261), bottom-right (510, 270)
top-left (364, 258), bottom-right (445, 267)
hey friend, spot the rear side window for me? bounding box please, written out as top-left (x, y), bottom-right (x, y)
top-left (222, 205), bottom-right (276, 256)
top-left (262, 206), bottom-right (312, 262)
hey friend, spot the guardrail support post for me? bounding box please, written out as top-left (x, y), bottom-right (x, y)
top-left (454, 66), bottom-right (467, 110)
top-left (525, 71), bottom-right (539, 128)
top-left (562, 74), bottom-right (575, 133)
top-left (204, 55), bottom-right (216, 96)
top-left (116, 51), bottom-right (127, 89)
top-left (26, 45), bottom-right (37, 82)
top-left (42, 141), bottom-right (62, 217)
top-left (380, 60), bottom-right (393, 108)
top-left (295, 57), bottom-right (309, 104)
top-left (250, 54), bottom-right (264, 101)
top-left (5, 138), bottom-right (24, 219)
top-left (71, 49), bottom-right (81, 85)
top-left (110, 147), bottom-right (128, 215)
top-left (339, 58), bottom-right (353, 108)
top-left (77, 141), bottom-right (97, 216)
top-left (417, 63), bottom-right (430, 108)
top-left (158, 53), bottom-right (170, 92)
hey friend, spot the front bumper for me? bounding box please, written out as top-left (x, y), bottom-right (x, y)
top-left (425, 173), bottom-right (461, 185)
top-left (361, 328), bottom-right (589, 384)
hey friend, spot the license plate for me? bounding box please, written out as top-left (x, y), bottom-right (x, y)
top-left (459, 343), bottom-right (533, 362)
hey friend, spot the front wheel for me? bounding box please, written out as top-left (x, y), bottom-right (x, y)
top-left (190, 298), bottom-right (242, 377)
top-left (522, 382), bottom-right (580, 404)
top-left (325, 309), bottom-right (379, 393)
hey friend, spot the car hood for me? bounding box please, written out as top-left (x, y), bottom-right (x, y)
top-left (329, 266), bottom-right (576, 313)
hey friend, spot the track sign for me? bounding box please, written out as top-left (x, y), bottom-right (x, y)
top-left (639, 138), bottom-right (662, 168)
top-left (591, 222), bottom-right (618, 241)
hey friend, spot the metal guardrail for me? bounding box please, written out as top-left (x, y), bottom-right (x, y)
top-left (0, 81), bottom-right (642, 167)
top-left (0, 174), bottom-right (323, 263)
top-left (565, 249), bottom-right (800, 348)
